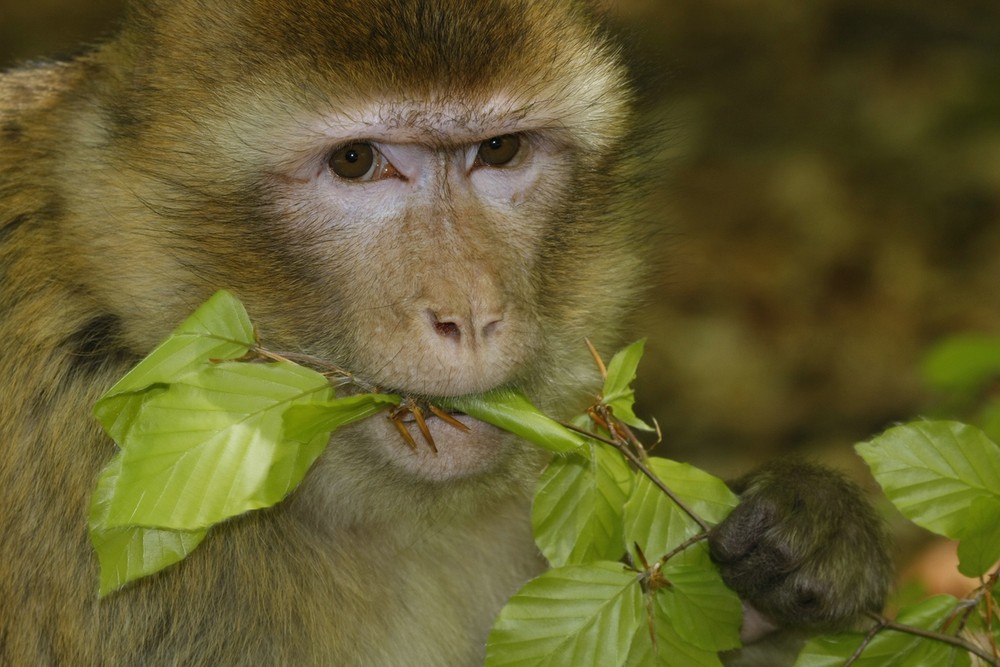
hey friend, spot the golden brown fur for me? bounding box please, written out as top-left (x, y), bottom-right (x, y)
top-left (0, 1), bottom-right (646, 664)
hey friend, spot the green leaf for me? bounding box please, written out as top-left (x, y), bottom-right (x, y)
top-left (88, 456), bottom-right (207, 596)
top-left (533, 444), bottom-right (633, 567)
top-left (623, 565), bottom-right (739, 666)
top-left (922, 334), bottom-right (1000, 394)
top-left (624, 616), bottom-right (725, 667)
top-left (956, 495), bottom-right (1000, 577)
top-left (856, 421), bottom-right (1000, 540)
top-left (623, 457), bottom-right (738, 563)
top-left (486, 562), bottom-right (644, 667)
top-left (794, 596), bottom-right (971, 667)
top-left (93, 290), bottom-right (256, 444)
top-left (87, 290), bottom-right (402, 592)
top-left (602, 339), bottom-right (654, 431)
top-left (620, 453), bottom-right (740, 667)
top-left (443, 390), bottom-right (587, 454)
top-left (283, 393), bottom-right (401, 442)
top-left (101, 360), bottom-right (333, 530)
top-left (654, 564), bottom-right (742, 653)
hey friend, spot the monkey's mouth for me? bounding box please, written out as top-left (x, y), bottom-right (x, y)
top-left (386, 397), bottom-right (471, 453)
top-left (344, 390), bottom-right (517, 482)
top-left (336, 371), bottom-right (523, 477)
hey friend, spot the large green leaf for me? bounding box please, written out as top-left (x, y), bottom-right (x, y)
top-left (623, 567), bottom-right (738, 666)
top-left (602, 339), bottom-right (654, 431)
top-left (655, 564), bottom-right (741, 653)
top-left (486, 562), bottom-right (644, 667)
top-left (624, 617), bottom-right (725, 667)
top-left (101, 360), bottom-right (333, 531)
top-left (956, 495), bottom-right (1000, 578)
top-left (283, 394), bottom-right (402, 442)
top-left (856, 421), bottom-right (1000, 540)
top-left (93, 290), bottom-right (256, 443)
top-left (88, 456), bottom-right (207, 596)
top-left (533, 445), bottom-right (633, 567)
top-left (444, 390), bottom-right (587, 454)
top-left (623, 457), bottom-right (738, 563)
top-left (795, 596), bottom-right (972, 667)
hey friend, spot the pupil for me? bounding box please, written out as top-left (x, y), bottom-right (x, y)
top-left (346, 150), bottom-right (359, 163)
top-left (489, 138), bottom-right (503, 150)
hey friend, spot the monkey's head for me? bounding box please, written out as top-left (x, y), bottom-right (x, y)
top-left (66, 0), bottom-right (646, 489)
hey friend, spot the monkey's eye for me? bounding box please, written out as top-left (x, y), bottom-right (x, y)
top-left (328, 142), bottom-right (397, 181)
top-left (476, 134), bottom-right (522, 167)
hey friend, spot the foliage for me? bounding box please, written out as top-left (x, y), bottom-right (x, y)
top-left (482, 340), bottom-right (742, 665)
top-left (89, 293), bottom-right (1000, 665)
top-left (794, 333), bottom-right (1000, 667)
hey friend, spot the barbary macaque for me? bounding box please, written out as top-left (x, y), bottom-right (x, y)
top-left (0, 1), bottom-right (890, 664)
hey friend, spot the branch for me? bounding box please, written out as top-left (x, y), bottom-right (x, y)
top-left (844, 620), bottom-right (884, 667)
top-left (560, 421), bottom-right (712, 532)
top-left (660, 532), bottom-right (709, 564)
top-left (254, 347), bottom-right (378, 392)
top-left (865, 612), bottom-right (1000, 666)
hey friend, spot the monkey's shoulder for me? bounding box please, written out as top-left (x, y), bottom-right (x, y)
top-left (0, 60), bottom-right (88, 121)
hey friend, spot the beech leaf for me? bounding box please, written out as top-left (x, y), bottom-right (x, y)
top-left (533, 444), bottom-right (633, 567)
top-left (623, 457), bottom-right (738, 564)
top-left (795, 596), bottom-right (972, 667)
top-left (443, 390), bottom-right (587, 454)
top-left (654, 564), bottom-right (742, 653)
top-left (99, 360), bottom-right (334, 531)
top-left (602, 339), bottom-right (654, 431)
top-left (486, 562), bottom-right (644, 667)
top-left (856, 421), bottom-right (1000, 540)
top-left (88, 456), bottom-right (207, 596)
top-left (93, 290), bottom-right (256, 444)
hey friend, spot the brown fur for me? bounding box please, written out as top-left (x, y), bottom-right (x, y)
top-left (0, 1), bottom-right (646, 664)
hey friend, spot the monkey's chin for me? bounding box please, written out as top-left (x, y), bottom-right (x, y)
top-left (364, 411), bottom-right (518, 482)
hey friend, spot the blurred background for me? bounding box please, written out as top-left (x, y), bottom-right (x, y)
top-left (3, 1), bottom-right (999, 584)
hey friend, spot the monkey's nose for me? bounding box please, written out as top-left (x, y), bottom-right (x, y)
top-left (426, 309), bottom-right (504, 345)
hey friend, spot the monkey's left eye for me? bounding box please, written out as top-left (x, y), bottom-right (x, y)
top-left (328, 142), bottom-right (397, 181)
top-left (476, 134), bottom-right (522, 168)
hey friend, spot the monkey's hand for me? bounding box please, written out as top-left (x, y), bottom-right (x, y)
top-left (707, 461), bottom-right (891, 634)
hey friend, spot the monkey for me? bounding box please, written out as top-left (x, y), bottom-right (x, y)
top-left (0, 1), bottom-right (890, 665)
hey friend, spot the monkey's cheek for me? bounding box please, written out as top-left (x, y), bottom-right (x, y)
top-left (365, 413), bottom-right (517, 482)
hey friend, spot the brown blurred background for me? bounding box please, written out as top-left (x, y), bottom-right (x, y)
top-left (3, 2), bottom-right (999, 525)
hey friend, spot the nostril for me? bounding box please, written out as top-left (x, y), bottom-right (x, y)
top-left (427, 310), bottom-right (463, 340)
top-left (482, 318), bottom-right (503, 338)
top-left (426, 308), bottom-right (505, 343)
top-left (433, 319), bottom-right (461, 339)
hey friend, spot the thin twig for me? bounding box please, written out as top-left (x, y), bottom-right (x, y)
top-left (256, 347), bottom-right (378, 391)
top-left (560, 421), bottom-right (711, 532)
top-left (844, 618), bottom-right (885, 666)
top-left (660, 532), bottom-right (709, 564)
top-left (585, 338), bottom-right (608, 380)
top-left (865, 612), bottom-right (1000, 666)
top-left (982, 567), bottom-right (999, 660)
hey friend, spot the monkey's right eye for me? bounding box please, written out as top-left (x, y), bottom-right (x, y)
top-left (328, 142), bottom-right (396, 181)
top-left (329, 143), bottom-right (375, 179)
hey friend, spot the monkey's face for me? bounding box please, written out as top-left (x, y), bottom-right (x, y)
top-left (87, 0), bottom-right (641, 484)
top-left (261, 106), bottom-right (563, 480)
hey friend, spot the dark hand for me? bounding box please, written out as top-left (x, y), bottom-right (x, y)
top-left (708, 461), bottom-right (891, 631)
